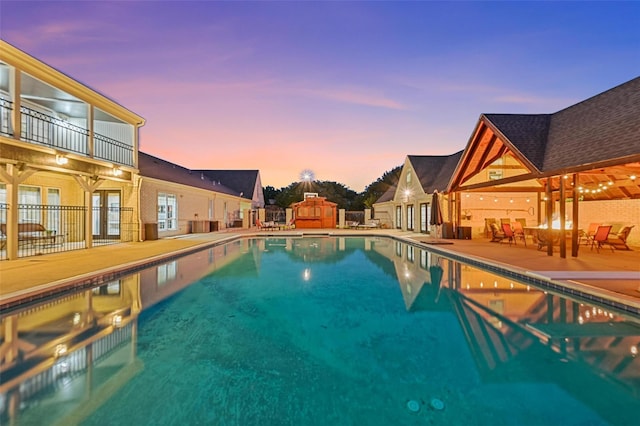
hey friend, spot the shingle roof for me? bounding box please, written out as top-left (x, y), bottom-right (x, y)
top-left (193, 170), bottom-right (259, 200)
top-left (484, 76), bottom-right (640, 173)
top-left (408, 151), bottom-right (463, 194)
top-left (483, 114), bottom-right (551, 171)
top-left (543, 76), bottom-right (640, 171)
top-left (375, 185), bottom-right (397, 203)
top-left (138, 152), bottom-right (238, 196)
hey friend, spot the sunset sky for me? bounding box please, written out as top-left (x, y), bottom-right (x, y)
top-left (1, 1), bottom-right (639, 192)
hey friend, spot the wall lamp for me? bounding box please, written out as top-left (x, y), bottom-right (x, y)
top-left (55, 154), bottom-right (68, 165)
top-left (112, 167), bottom-right (123, 177)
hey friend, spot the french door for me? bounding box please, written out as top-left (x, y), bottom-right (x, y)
top-left (93, 190), bottom-right (121, 240)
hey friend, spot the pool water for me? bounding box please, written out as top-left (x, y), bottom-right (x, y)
top-left (2, 237), bottom-right (640, 425)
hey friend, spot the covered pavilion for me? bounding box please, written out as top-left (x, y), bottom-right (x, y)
top-left (447, 77), bottom-right (640, 258)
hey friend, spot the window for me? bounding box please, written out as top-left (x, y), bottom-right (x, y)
top-left (488, 170), bottom-right (503, 180)
top-left (406, 204), bottom-right (414, 230)
top-left (406, 171), bottom-right (412, 184)
top-left (158, 193), bottom-right (177, 231)
top-left (420, 203), bottom-right (428, 233)
top-left (19, 185), bottom-right (41, 205)
top-left (395, 206), bottom-right (402, 229)
top-left (157, 261), bottom-right (177, 286)
top-left (46, 188), bottom-right (60, 232)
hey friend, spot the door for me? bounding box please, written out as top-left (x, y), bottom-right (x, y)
top-left (93, 190), bottom-right (121, 240)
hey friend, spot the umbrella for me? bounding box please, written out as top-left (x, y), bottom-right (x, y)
top-left (430, 190), bottom-right (444, 238)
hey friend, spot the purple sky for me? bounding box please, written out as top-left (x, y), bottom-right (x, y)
top-left (2, 1), bottom-right (639, 191)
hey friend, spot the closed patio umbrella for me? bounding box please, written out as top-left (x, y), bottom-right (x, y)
top-left (430, 190), bottom-right (444, 238)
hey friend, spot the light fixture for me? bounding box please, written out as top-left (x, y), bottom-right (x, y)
top-left (631, 175), bottom-right (637, 181)
top-left (112, 314), bottom-right (123, 328)
top-left (113, 167), bottom-right (123, 177)
top-left (55, 154), bottom-right (68, 165)
top-left (54, 344), bottom-right (68, 358)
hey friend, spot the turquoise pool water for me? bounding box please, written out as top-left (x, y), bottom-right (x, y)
top-left (2, 236), bottom-right (640, 425)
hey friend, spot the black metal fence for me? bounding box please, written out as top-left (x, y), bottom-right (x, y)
top-left (345, 211), bottom-right (365, 224)
top-left (0, 204), bottom-right (136, 260)
top-left (91, 206), bottom-right (136, 245)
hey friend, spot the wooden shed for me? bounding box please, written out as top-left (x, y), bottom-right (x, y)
top-left (292, 194), bottom-right (337, 229)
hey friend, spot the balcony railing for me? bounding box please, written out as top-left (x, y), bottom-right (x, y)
top-left (0, 99), bottom-right (134, 167)
top-left (21, 105), bottom-right (90, 155)
top-left (94, 133), bottom-right (134, 167)
top-left (0, 97), bottom-right (12, 137)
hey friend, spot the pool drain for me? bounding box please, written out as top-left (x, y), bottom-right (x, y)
top-left (406, 400), bottom-right (420, 413)
top-left (430, 398), bottom-right (445, 411)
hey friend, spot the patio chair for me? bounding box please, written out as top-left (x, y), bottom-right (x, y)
top-left (510, 221), bottom-right (527, 247)
top-left (590, 225), bottom-right (614, 253)
top-left (500, 223), bottom-right (517, 246)
top-left (485, 218), bottom-right (498, 239)
top-left (490, 222), bottom-right (505, 242)
top-left (515, 218), bottom-right (527, 228)
top-left (282, 218), bottom-right (296, 230)
top-left (579, 222), bottom-right (601, 245)
top-left (606, 225), bottom-right (634, 250)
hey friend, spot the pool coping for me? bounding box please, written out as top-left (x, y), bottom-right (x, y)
top-left (2, 232), bottom-right (639, 316)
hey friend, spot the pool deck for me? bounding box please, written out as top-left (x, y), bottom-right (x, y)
top-left (1, 228), bottom-right (639, 311)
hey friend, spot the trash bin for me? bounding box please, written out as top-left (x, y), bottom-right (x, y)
top-left (144, 223), bottom-right (158, 241)
top-left (191, 220), bottom-right (208, 233)
top-left (457, 226), bottom-right (472, 240)
top-left (441, 222), bottom-right (455, 239)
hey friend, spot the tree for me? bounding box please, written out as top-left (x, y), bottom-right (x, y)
top-left (263, 186), bottom-right (280, 205)
top-left (361, 165), bottom-right (402, 207)
top-left (264, 165), bottom-right (402, 210)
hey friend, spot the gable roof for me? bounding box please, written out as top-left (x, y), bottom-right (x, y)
top-left (138, 152), bottom-right (238, 196)
top-left (543, 76), bottom-right (640, 171)
top-left (451, 76), bottom-right (640, 199)
top-left (194, 170), bottom-right (259, 200)
top-left (408, 151), bottom-right (464, 194)
top-left (484, 77), bottom-right (640, 173)
top-left (375, 185), bottom-right (397, 203)
top-left (483, 114), bottom-right (551, 171)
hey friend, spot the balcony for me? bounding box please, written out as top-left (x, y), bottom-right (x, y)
top-left (0, 97), bottom-right (134, 168)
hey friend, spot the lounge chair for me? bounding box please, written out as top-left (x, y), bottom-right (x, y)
top-left (590, 225), bottom-right (614, 253)
top-left (606, 225), bottom-right (634, 250)
top-left (256, 219), bottom-right (278, 231)
top-left (282, 218), bottom-right (296, 230)
top-left (490, 222), bottom-right (505, 242)
top-left (485, 218), bottom-right (498, 238)
top-left (357, 219), bottom-right (381, 229)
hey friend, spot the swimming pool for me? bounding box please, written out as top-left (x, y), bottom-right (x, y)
top-left (1, 236), bottom-right (639, 425)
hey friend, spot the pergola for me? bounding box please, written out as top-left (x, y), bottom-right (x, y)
top-left (448, 77), bottom-right (640, 258)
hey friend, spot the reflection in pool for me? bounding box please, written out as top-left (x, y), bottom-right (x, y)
top-left (1, 236), bottom-right (639, 425)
